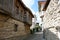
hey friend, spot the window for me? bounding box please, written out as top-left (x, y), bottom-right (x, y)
top-left (20, 10), bottom-right (23, 19)
top-left (16, 6), bottom-right (19, 14)
top-left (23, 11), bottom-right (27, 22)
top-left (14, 24), bottom-right (18, 32)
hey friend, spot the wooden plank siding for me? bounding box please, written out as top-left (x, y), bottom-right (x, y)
top-left (0, 0), bottom-right (34, 25)
top-left (0, 0), bottom-right (14, 14)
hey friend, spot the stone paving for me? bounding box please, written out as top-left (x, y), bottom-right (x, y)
top-left (24, 32), bottom-right (45, 40)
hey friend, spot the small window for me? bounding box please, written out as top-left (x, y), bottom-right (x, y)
top-left (16, 7), bottom-right (19, 14)
top-left (14, 24), bottom-right (18, 32)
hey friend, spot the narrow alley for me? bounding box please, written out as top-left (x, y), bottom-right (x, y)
top-left (0, 0), bottom-right (60, 40)
top-left (24, 32), bottom-right (44, 40)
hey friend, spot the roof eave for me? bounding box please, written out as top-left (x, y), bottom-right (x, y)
top-left (18, 0), bottom-right (34, 17)
top-left (42, 0), bottom-right (50, 11)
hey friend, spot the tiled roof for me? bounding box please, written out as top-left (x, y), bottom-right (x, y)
top-left (39, 0), bottom-right (47, 2)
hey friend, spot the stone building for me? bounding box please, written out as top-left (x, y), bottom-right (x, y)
top-left (0, 0), bottom-right (34, 40)
top-left (39, 0), bottom-right (60, 40)
top-left (38, 0), bottom-right (46, 31)
top-left (30, 15), bottom-right (37, 30)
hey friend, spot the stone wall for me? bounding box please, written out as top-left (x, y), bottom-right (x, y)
top-left (25, 24), bottom-right (30, 34)
top-left (43, 0), bottom-right (60, 40)
top-left (0, 14), bottom-right (29, 40)
top-left (0, 0), bottom-right (33, 40)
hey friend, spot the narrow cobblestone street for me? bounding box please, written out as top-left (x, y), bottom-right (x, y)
top-left (1, 0), bottom-right (60, 40)
top-left (24, 32), bottom-right (45, 40)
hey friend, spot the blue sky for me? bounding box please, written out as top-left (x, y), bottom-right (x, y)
top-left (22, 0), bottom-right (39, 14)
top-left (22, 0), bottom-right (47, 13)
top-left (31, 0), bottom-right (38, 13)
top-left (22, 0), bottom-right (41, 23)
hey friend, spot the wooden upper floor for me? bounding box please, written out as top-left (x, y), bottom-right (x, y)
top-left (0, 0), bottom-right (34, 25)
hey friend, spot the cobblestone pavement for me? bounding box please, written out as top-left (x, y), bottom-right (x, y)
top-left (24, 32), bottom-right (45, 40)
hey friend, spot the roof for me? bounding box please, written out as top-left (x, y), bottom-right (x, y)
top-left (38, 1), bottom-right (46, 11)
top-left (38, 0), bottom-right (47, 2)
top-left (42, 0), bottom-right (50, 11)
top-left (18, 0), bottom-right (34, 17)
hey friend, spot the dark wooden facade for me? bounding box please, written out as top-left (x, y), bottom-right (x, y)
top-left (0, 0), bottom-right (34, 39)
top-left (0, 0), bottom-right (34, 26)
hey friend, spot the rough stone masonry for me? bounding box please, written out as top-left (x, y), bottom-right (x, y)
top-left (43, 0), bottom-right (60, 40)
